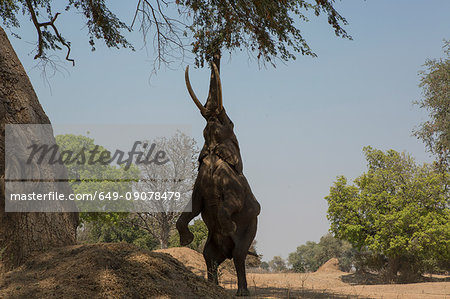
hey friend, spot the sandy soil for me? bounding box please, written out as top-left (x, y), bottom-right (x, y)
top-left (155, 247), bottom-right (236, 281)
top-left (159, 249), bottom-right (450, 299)
top-left (0, 243), bottom-right (231, 299)
top-left (245, 272), bottom-right (450, 299)
top-left (1, 245), bottom-right (448, 298)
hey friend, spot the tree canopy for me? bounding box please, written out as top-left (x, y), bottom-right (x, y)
top-left (326, 147), bottom-right (450, 281)
top-left (177, 0), bottom-right (351, 66)
top-left (268, 255), bottom-right (287, 272)
top-left (414, 40), bottom-right (450, 170)
top-left (0, 0), bottom-right (351, 67)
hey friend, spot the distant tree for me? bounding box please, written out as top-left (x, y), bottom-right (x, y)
top-left (414, 40), bottom-right (450, 170)
top-left (260, 261), bottom-right (270, 271)
top-left (268, 256), bottom-right (287, 272)
top-left (326, 147), bottom-right (450, 282)
top-left (55, 134), bottom-right (138, 224)
top-left (288, 241), bottom-right (320, 272)
top-left (288, 234), bottom-right (354, 272)
top-left (317, 234), bottom-right (354, 272)
top-left (127, 132), bottom-right (198, 249)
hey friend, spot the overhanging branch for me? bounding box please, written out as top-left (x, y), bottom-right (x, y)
top-left (25, 0), bottom-right (75, 66)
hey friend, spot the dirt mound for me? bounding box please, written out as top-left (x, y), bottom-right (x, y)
top-left (0, 243), bottom-right (231, 299)
top-left (316, 258), bottom-right (341, 273)
top-left (155, 247), bottom-right (236, 282)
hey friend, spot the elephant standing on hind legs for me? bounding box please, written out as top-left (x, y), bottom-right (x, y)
top-left (176, 61), bottom-right (260, 296)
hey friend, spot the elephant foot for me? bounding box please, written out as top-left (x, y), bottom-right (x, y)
top-left (179, 230), bottom-right (194, 246)
top-left (235, 288), bottom-right (250, 297)
top-left (176, 220), bottom-right (194, 246)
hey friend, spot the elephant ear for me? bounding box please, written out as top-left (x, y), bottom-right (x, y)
top-left (216, 141), bottom-right (243, 174)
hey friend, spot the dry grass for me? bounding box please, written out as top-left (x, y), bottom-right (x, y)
top-left (0, 243), bottom-right (231, 299)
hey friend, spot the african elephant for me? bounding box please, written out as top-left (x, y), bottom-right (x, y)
top-left (176, 62), bottom-right (261, 296)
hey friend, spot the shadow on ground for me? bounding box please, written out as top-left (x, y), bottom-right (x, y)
top-left (227, 286), bottom-right (371, 298)
top-left (341, 272), bottom-right (450, 286)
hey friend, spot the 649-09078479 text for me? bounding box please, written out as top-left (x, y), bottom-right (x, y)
top-left (9, 191), bottom-right (182, 201)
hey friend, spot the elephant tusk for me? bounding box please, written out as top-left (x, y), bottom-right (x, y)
top-left (185, 66), bottom-right (207, 115)
top-left (211, 62), bottom-right (223, 112)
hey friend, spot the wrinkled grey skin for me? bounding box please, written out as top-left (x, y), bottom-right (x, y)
top-left (176, 62), bottom-right (261, 296)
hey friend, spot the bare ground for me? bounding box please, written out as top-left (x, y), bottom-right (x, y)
top-left (241, 272), bottom-right (450, 299)
top-left (159, 249), bottom-right (450, 299)
top-left (1, 245), bottom-right (448, 298)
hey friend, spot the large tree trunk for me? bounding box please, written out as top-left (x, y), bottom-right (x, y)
top-left (0, 26), bottom-right (78, 270)
top-left (159, 225), bottom-right (170, 249)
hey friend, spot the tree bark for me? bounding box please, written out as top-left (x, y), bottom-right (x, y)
top-left (160, 229), bottom-right (169, 249)
top-left (0, 25), bottom-right (78, 270)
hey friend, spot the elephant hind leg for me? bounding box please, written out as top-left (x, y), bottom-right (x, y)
top-left (203, 238), bottom-right (226, 285)
top-left (232, 217), bottom-right (258, 296)
top-left (233, 255), bottom-right (249, 296)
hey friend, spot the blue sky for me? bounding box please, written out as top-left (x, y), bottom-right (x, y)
top-left (8, 0), bottom-right (450, 261)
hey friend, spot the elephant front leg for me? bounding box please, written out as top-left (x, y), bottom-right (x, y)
top-left (176, 212), bottom-right (195, 246)
top-left (176, 197), bottom-right (202, 246)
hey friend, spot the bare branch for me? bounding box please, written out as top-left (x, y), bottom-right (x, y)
top-left (132, 0), bottom-right (187, 70)
top-left (24, 0), bottom-right (74, 65)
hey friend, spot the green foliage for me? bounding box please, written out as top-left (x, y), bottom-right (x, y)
top-left (187, 219), bottom-right (208, 251)
top-left (326, 147), bottom-right (450, 279)
top-left (55, 134), bottom-right (139, 224)
top-left (0, 0), bottom-right (19, 28)
top-left (179, 0), bottom-right (351, 66)
top-left (79, 219), bottom-right (159, 251)
top-left (169, 219), bottom-right (208, 251)
top-left (268, 256), bottom-right (287, 272)
top-left (288, 234), bottom-right (354, 272)
top-left (414, 40), bottom-right (450, 170)
top-left (1, 0), bottom-right (350, 66)
top-left (0, 0), bottom-right (132, 58)
top-left (65, 0), bottom-right (133, 51)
